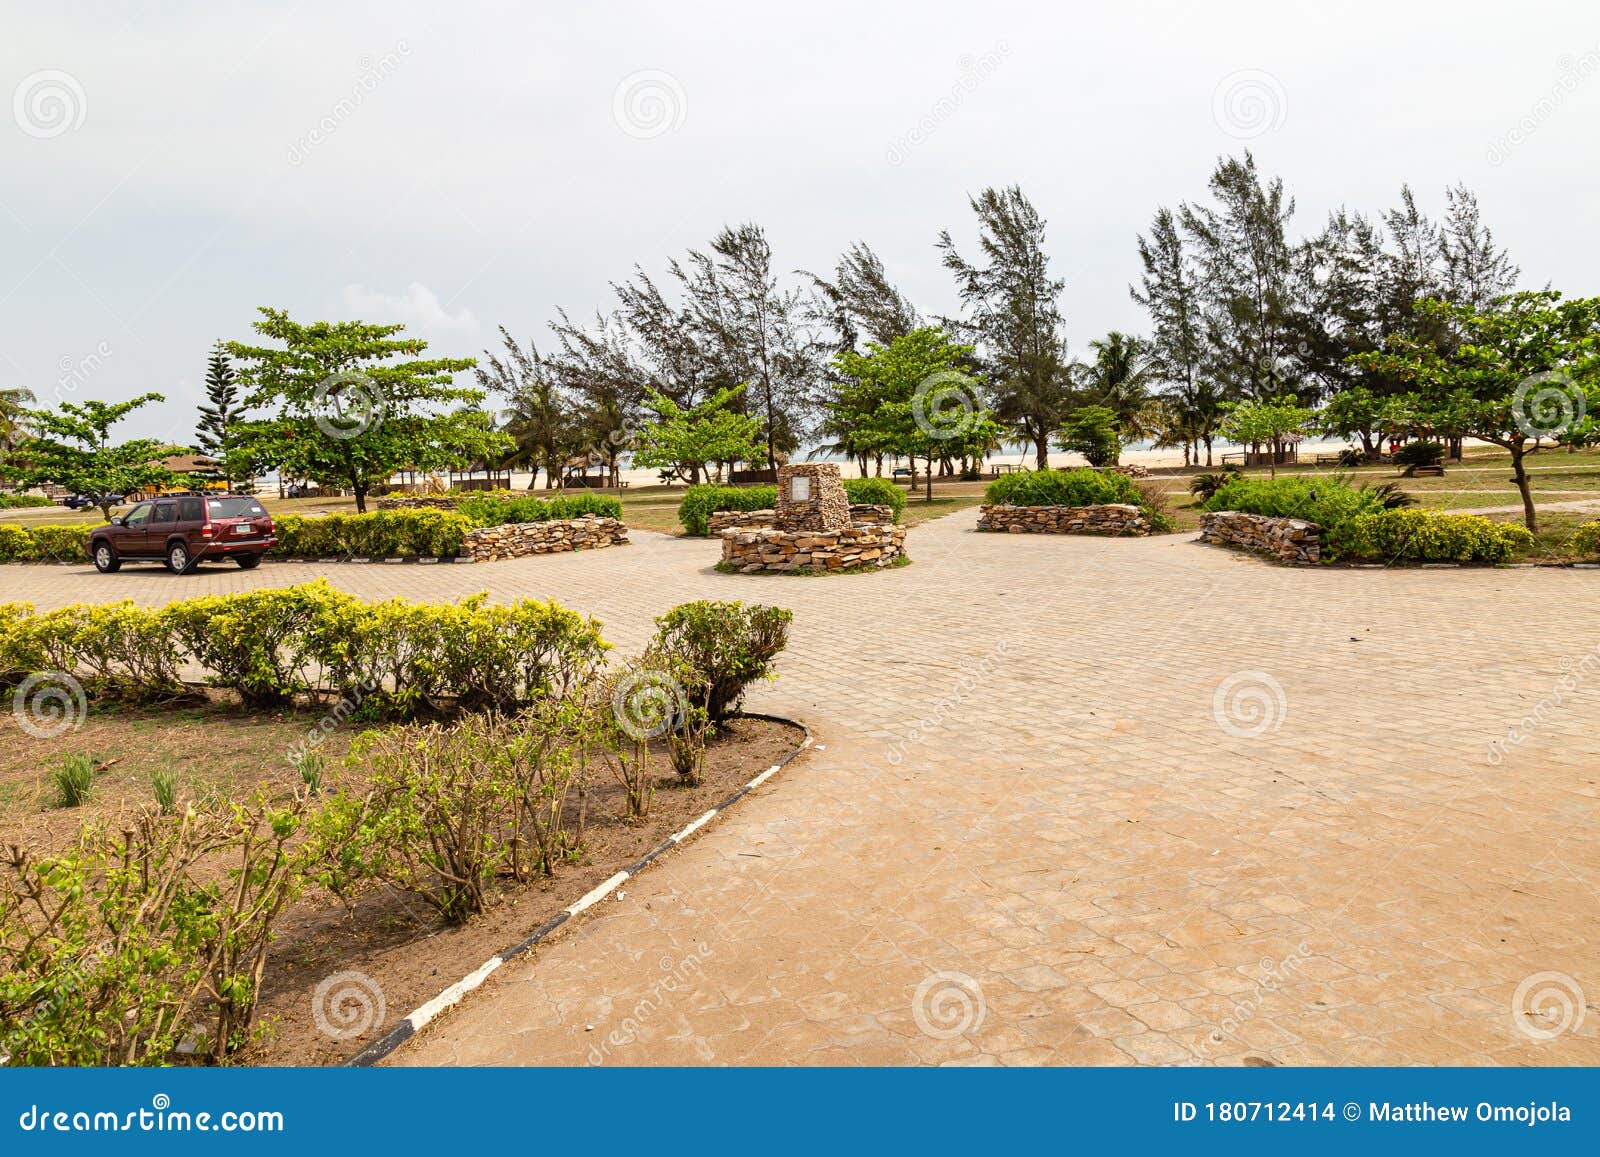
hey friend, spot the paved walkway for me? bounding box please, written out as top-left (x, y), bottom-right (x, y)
top-left (7, 511), bottom-right (1596, 1065)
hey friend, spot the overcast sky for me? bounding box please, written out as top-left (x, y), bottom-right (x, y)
top-left (4, 0), bottom-right (1599, 442)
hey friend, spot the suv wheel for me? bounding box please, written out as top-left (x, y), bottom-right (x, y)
top-left (166, 541), bottom-right (195, 574)
top-left (93, 542), bottom-right (121, 573)
top-left (236, 554), bottom-right (262, 570)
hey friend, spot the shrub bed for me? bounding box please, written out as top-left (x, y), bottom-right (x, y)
top-left (1202, 475), bottom-right (1385, 534)
top-left (984, 468), bottom-right (1142, 508)
top-left (1567, 522), bottom-right (1600, 560)
top-left (454, 492), bottom-right (623, 525)
top-left (273, 509), bottom-right (476, 559)
top-left (680, 478), bottom-right (904, 536)
top-left (1325, 509), bottom-right (1534, 564)
top-left (0, 494), bottom-right (51, 509)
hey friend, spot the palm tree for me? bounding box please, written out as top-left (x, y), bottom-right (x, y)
top-left (502, 379), bottom-right (573, 489)
top-left (0, 387), bottom-right (37, 472)
top-left (1075, 333), bottom-right (1154, 439)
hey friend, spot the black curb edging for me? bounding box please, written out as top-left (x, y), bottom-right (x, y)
top-left (345, 712), bottom-right (812, 1067)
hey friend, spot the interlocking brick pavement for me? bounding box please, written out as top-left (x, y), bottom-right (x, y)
top-left (6, 509), bottom-right (1596, 1065)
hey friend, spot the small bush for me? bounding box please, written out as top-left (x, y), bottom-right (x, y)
top-left (1203, 474), bottom-right (1384, 534)
top-left (1567, 522), bottom-right (1600, 559)
top-left (12, 602), bottom-right (186, 703)
top-left (164, 582), bottom-right (350, 706)
top-left (841, 476), bottom-right (906, 521)
top-left (51, 754), bottom-right (95, 808)
top-left (1188, 467), bottom-right (1243, 502)
top-left (0, 494), bottom-right (51, 509)
top-left (1393, 440), bottom-right (1445, 469)
top-left (645, 600), bottom-right (793, 722)
top-left (1326, 509), bottom-right (1533, 563)
top-left (678, 485), bottom-right (778, 536)
top-left (456, 492), bottom-right (622, 526)
top-left (984, 468), bottom-right (1142, 508)
top-left (1360, 481), bottom-right (1417, 511)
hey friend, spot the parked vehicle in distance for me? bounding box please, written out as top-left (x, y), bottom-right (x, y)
top-left (89, 494), bottom-right (277, 574)
top-left (61, 491), bottom-right (125, 510)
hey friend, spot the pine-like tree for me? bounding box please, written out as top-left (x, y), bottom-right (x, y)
top-left (195, 342), bottom-right (239, 459)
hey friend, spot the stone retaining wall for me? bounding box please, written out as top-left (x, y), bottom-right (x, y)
top-left (378, 495), bottom-right (466, 510)
top-left (707, 503), bottom-right (894, 534)
top-left (460, 516), bottom-right (629, 562)
top-left (1199, 511), bottom-right (1319, 564)
top-left (720, 524), bottom-right (907, 573)
top-left (976, 503), bottom-right (1149, 536)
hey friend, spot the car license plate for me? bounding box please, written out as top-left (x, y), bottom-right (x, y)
top-left (235, 525), bottom-right (251, 535)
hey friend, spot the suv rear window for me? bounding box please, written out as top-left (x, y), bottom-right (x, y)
top-left (207, 497), bottom-right (267, 518)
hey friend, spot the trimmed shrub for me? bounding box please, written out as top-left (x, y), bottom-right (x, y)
top-left (842, 476), bottom-right (905, 521)
top-left (0, 523), bottom-right (93, 563)
top-left (8, 601), bottom-right (185, 702)
top-left (679, 485), bottom-right (778, 536)
top-left (1393, 439), bottom-right (1445, 469)
top-left (1326, 509), bottom-right (1533, 563)
top-left (645, 600), bottom-right (793, 721)
top-left (456, 492), bottom-right (622, 526)
top-left (163, 582), bottom-right (352, 706)
top-left (0, 494), bottom-right (51, 509)
top-left (1567, 521), bottom-right (1600, 559)
top-left (273, 509), bottom-right (475, 559)
top-left (984, 468), bottom-right (1142, 508)
top-left (1203, 475), bottom-right (1384, 534)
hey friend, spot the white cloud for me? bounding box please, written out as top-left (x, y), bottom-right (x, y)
top-left (337, 282), bottom-right (481, 338)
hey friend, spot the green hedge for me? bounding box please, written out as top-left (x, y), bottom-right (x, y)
top-left (679, 477), bottom-right (906, 536)
top-left (1203, 475), bottom-right (1384, 535)
top-left (1325, 509), bottom-right (1533, 564)
top-left (273, 509), bottom-right (476, 559)
top-left (0, 523), bottom-right (94, 562)
top-left (983, 468), bottom-right (1142, 508)
top-left (1567, 522), bottom-right (1600, 559)
top-left (0, 494), bottom-right (51, 509)
top-left (455, 492), bottom-right (622, 526)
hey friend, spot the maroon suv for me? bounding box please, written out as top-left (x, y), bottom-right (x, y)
top-left (90, 495), bottom-right (277, 574)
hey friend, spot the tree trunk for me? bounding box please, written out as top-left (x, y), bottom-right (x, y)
top-left (1203, 436), bottom-right (1214, 467)
top-left (1510, 443), bottom-right (1537, 532)
top-left (1033, 432), bottom-right (1049, 472)
top-left (925, 456), bottom-right (934, 502)
top-left (353, 482), bottom-right (368, 514)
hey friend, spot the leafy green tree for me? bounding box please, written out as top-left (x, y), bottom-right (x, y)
top-left (225, 309), bottom-right (508, 512)
top-left (939, 185), bottom-right (1071, 470)
top-left (631, 385), bottom-right (768, 484)
top-left (1353, 291), bottom-right (1600, 530)
top-left (1217, 397), bottom-right (1314, 478)
top-left (0, 386), bottom-right (37, 469)
top-left (3, 393), bottom-right (178, 520)
top-left (1056, 405), bottom-right (1123, 467)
